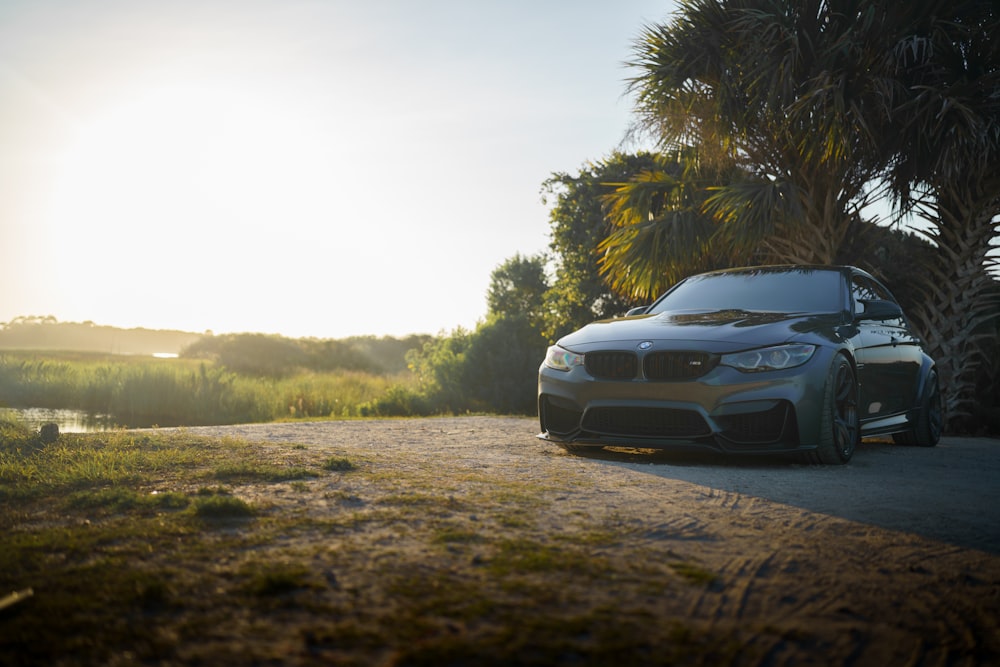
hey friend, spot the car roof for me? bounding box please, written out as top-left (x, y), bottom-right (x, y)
top-left (691, 264), bottom-right (881, 280)
top-left (698, 264), bottom-right (853, 275)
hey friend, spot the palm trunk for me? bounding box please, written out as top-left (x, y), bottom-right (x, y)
top-left (908, 186), bottom-right (1000, 429)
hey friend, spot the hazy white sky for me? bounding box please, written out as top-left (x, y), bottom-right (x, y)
top-left (0, 0), bottom-right (675, 339)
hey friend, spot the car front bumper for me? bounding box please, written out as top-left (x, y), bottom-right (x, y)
top-left (537, 346), bottom-right (837, 454)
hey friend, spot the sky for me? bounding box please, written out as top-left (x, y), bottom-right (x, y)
top-left (0, 0), bottom-right (675, 339)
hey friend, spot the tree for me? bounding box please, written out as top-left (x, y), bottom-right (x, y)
top-left (486, 253), bottom-right (549, 325)
top-left (880, 0), bottom-right (1000, 425)
top-left (405, 256), bottom-right (551, 415)
top-left (598, 148), bottom-right (753, 301)
top-left (614, 0), bottom-right (1000, 428)
top-left (461, 314), bottom-right (547, 414)
top-left (623, 0), bottom-right (894, 275)
top-left (540, 152), bottom-right (660, 338)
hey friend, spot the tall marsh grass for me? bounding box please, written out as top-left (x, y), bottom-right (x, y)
top-left (0, 351), bottom-right (411, 428)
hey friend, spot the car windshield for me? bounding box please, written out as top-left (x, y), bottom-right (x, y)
top-left (648, 268), bottom-right (844, 315)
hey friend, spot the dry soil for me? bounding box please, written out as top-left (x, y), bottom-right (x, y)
top-left (174, 416), bottom-right (1000, 666)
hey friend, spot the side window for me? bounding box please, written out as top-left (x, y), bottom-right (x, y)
top-left (853, 274), bottom-right (905, 326)
top-left (851, 276), bottom-right (878, 316)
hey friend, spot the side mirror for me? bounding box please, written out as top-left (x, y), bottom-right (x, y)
top-left (624, 306), bottom-right (649, 317)
top-left (856, 299), bottom-right (903, 322)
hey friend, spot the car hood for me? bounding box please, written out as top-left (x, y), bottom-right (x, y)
top-left (556, 310), bottom-right (846, 353)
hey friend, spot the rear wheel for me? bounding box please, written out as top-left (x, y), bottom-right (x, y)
top-left (892, 370), bottom-right (942, 447)
top-left (808, 354), bottom-right (859, 464)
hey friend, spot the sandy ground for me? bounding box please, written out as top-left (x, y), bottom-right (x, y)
top-left (178, 416), bottom-right (1000, 665)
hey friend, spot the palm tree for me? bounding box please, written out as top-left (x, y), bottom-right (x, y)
top-left (611, 0), bottom-right (999, 428)
top-left (617, 0), bottom-right (893, 285)
top-left (597, 148), bottom-right (750, 301)
top-left (881, 0), bottom-right (1000, 425)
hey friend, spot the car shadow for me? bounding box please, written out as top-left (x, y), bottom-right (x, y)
top-left (554, 438), bottom-right (1000, 554)
top-left (561, 442), bottom-right (809, 468)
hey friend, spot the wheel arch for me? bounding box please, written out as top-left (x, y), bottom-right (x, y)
top-left (793, 345), bottom-right (857, 448)
top-left (913, 353), bottom-right (938, 406)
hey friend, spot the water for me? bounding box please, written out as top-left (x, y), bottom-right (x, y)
top-left (3, 407), bottom-right (118, 433)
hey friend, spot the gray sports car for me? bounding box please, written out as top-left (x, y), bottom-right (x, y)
top-left (537, 265), bottom-right (942, 463)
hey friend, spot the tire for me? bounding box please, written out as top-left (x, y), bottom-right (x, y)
top-left (808, 354), bottom-right (859, 464)
top-left (892, 369), bottom-right (942, 447)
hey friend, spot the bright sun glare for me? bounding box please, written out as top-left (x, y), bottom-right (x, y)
top-left (46, 81), bottom-right (337, 247)
top-left (38, 79), bottom-right (350, 330)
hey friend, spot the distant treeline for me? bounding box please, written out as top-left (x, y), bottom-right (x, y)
top-left (0, 316), bottom-right (201, 356)
top-left (181, 332), bottom-right (432, 377)
top-left (0, 317), bottom-right (430, 376)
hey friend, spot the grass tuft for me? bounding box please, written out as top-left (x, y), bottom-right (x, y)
top-left (669, 561), bottom-right (718, 586)
top-left (212, 461), bottom-right (319, 483)
top-left (66, 486), bottom-right (190, 512)
top-left (322, 456), bottom-right (356, 472)
top-left (240, 561), bottom-right (317, 596)
top-left (188, 492), bottom-right (256, 520)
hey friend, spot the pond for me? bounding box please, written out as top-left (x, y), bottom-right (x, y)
top-left (3, 408), bottom-right (119, 433)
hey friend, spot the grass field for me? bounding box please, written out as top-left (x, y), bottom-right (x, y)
top-left (0, 350), bottom-right (413, 427)
top-left (0, 418), bottom-right (730, 667)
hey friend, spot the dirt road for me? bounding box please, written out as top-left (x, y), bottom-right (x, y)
top-left (189, 417), bottom-right (1000, 554)
top-left (178, 416), bottom-right (1000, 665)
top-left (580, 434), bottom-right (1000, 554)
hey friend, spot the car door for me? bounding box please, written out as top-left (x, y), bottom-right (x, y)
top-left (850, 273), bottom-right (907, 420)
top-left (866, 275), bottom-right (923, 411)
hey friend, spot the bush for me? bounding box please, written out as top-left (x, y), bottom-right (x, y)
top-left (358, 385), bottom-right (432, 417)
top-left (405, 315), bottom-right (547, 415)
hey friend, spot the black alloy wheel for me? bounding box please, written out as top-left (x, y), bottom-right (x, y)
top-left (810, 354), bottom-right (859, 464)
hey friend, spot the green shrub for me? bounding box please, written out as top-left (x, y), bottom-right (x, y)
top-left (357, 384), bottom-right (431, 417)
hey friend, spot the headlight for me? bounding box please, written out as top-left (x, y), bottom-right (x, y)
top-left (721, 344), bottom-right (816, 373)
top-left (544, 345), bottom-right (584, 372)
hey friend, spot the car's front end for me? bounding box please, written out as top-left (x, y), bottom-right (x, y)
top-left (537, 310), bottom-right (850, 455)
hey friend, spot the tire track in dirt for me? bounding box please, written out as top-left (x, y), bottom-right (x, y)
top-left (667, 486), bottom-right (998, 666)
top-left (561, 445), bottom-right (1000, 666)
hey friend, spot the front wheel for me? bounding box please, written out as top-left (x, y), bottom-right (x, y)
top-left (808, 354), bottom-right (859, 464)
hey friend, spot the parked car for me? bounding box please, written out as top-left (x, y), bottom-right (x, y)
top-left (537, 265), bottom-right (942, 463)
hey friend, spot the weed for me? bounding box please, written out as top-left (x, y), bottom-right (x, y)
top-left (188, 493), bottom-right (255, 520)
top-left (669, 561), bottom-right (718, 586)
top-left (488, 538), bottom-right (595, 575)
top-left (65, 486), bottom-right (189, 512)
top-left (239, 560), bottom-right (317, 596)
top-left (212, 461), bottom-right (318, 483)
top-left (322, 456), bottom-right (356, 472)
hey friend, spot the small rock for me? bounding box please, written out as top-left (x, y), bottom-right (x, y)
top-left (39, 423), bottom-right (60, 444)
